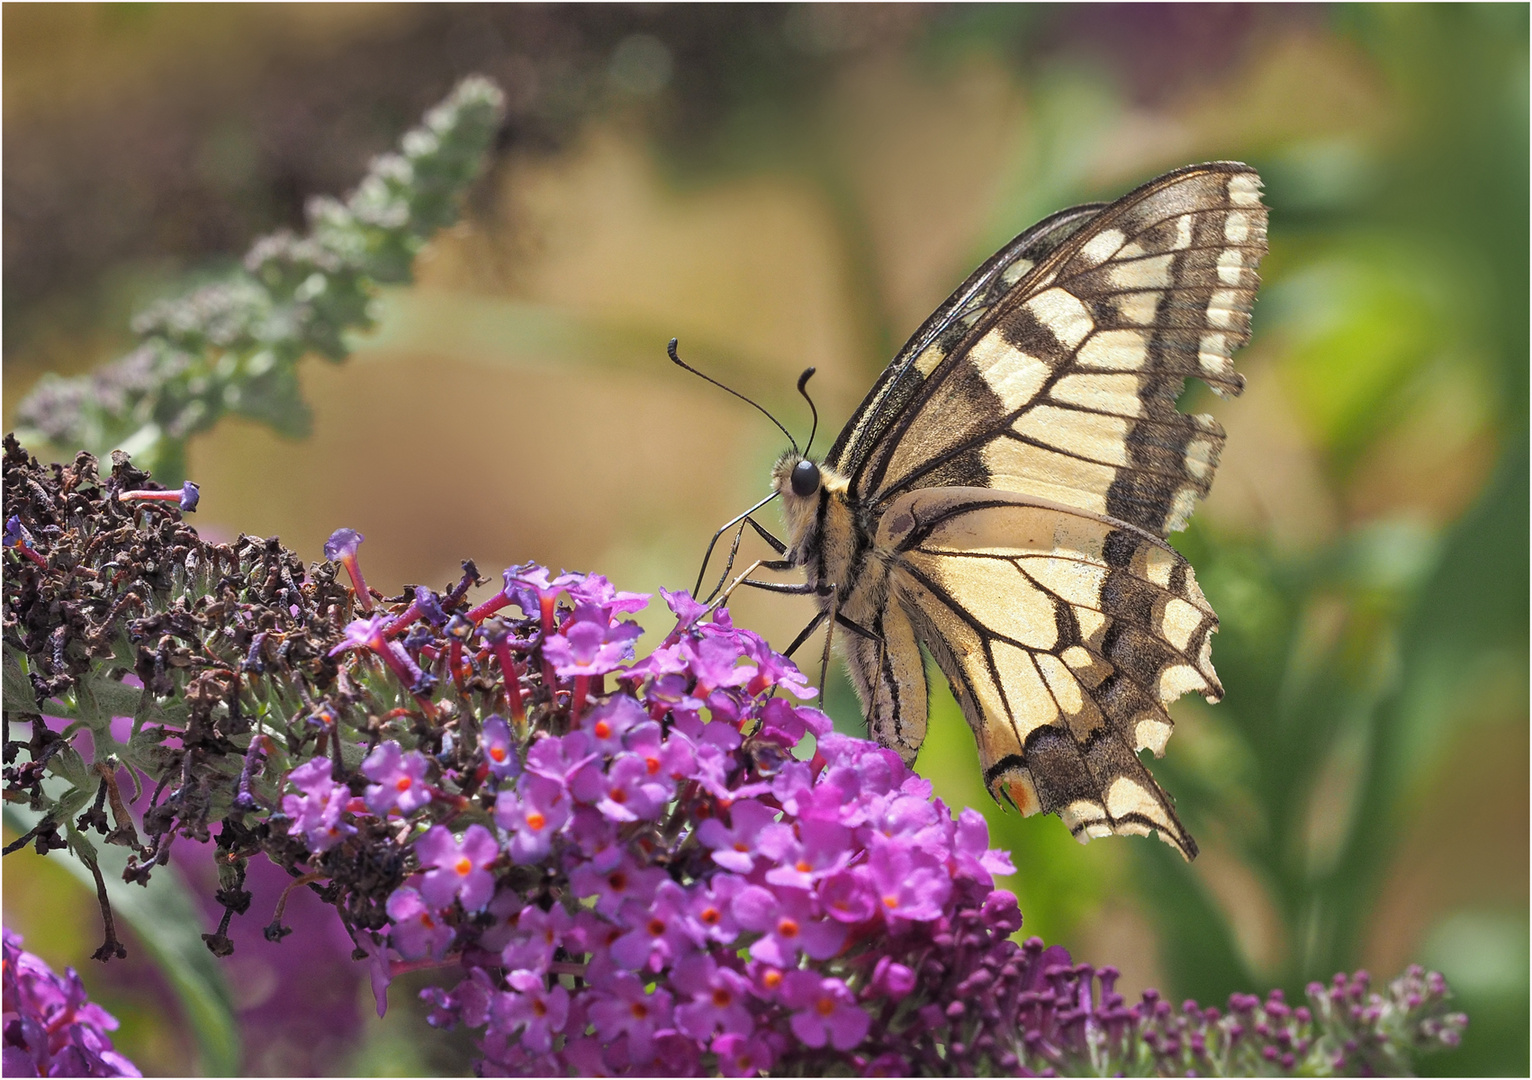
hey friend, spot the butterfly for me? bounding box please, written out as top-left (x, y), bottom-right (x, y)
top-left (690, 162), bottom-right (1267, 861)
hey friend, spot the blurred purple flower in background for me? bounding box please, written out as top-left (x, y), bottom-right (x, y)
top-left (2, 928), bottom-right (140, 1078)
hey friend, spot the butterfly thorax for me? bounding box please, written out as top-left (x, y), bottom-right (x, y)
top-left (770, 452), bottom-right (885, 614)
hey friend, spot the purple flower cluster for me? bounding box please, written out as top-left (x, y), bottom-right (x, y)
top-left (264, 551), bottom-right (1472, 1077)
top-left (995, 959), bottom-right (1468, 1077)
top-left (289, 564), bottom-right (1038, 1075)
top-left (2, 928), bottom-right (139, 1078)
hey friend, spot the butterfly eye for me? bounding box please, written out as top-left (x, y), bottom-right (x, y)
top-left (790, 460), bottom-right (821, 497)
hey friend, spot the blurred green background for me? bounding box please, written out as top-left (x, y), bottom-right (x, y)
top-left (4, 4), bottom-right (1525, 1075)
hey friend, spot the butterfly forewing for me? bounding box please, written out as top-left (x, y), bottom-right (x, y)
top-left (853, 163), bottom-right (1268, 540)
top-left (827, 203), bottom-right (1108, 481)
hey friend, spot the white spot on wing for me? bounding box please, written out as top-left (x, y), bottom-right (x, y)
top-left (1115, 291), bottom-right (1161, 325)
top-left (1078, 330), bottom-right (1149, 371)
top-left (1166, 486), bottom-right (1200, 533)
top-left (914, 342), bottom-right (946, 375)
top-left (969, 335), bottom-right (1050, 402)
top-left (1217, 248), bottom-right (1245, 285)
top-left (1078, 229), bottom-right (1125, 267)
top-left (1051, 373), bottom-right (1145, 418)
top-left (1224, 212), bottom-right (1250, 244)
top-left (1135, 715), bottom-right (1172, 755)
top-left (1185, 437), bottom-right (1216, 480)
top-left (1109, 253), bottom-right (1173, 291)
top-left (1062, 645), bottom-right (1094, 670)
top-left (1142, 545), bottom-right (1175, 588)
top-left (1173, 214), bottom-right (1194, 251)
top-left (1157, 663), bottom-right (1207, 701)
top-left (1075, 607), bottom-right (1106, 642)
top-left (1198, 332), bottom-right (1232, 376)
top-left (1206, 289), bottom-right (1244, 329)
top-left (1024, 288), bottom-right (1095, 349)
top-left (1228, 173), bottom-right (1262, 207)
top-left (1106, 776), bottom-right (1168, 825)
top-left (1161, 597), bottom-right (1204, 651)
top-left (1001, 258), bottom-right (1035, 284)
top-left (1061, 799), bottom-right (1107, 840)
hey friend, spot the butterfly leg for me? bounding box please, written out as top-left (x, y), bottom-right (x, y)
top-left (708, 517), bottom-right (789, 597)
top-left (692, 492), bottom-right (780, 597)
top-left (817, 589), bottom-right (841, 699)
top-left (779, 598), bottom-right (881, 652)
top-left (710, 557), bottom-right (818, 617)
top-left (781, 609), bottom-right (828, 657)
top-left (701, 517), bottom-right (790, 602)
top-left (743, 516), bottom-right (788, 555)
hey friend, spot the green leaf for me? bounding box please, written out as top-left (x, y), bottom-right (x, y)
top-left (3, 652), bottom-right (41, 714)
top-left (4, 801), bottom-right (243, 1075)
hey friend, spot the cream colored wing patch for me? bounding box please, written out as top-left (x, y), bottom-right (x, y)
top-left (877, 486), bottom-right (1218, 860)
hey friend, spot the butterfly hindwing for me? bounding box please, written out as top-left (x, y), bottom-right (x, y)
top-left (873, 486), bottom-right (1217, 860)
top-left (844, 603), bottom-right (929, 769)
top-left (851, 163), bottom-right (1267, 540)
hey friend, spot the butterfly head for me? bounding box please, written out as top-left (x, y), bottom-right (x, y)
top-left (771, 450), bottom-right (819, 504)
top-left (788, 458), bottom-right (821, 497)
top-left (771, 451), bottom-right (852, 564)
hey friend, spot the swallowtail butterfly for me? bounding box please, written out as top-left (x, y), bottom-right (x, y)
top-left (712, 163), bottom-right (1267, 860)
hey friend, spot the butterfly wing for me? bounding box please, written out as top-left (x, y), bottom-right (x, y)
top-left (826, 202), bottom-right (1107, 479)
top-left (876, 486), bottom-right (1218, 860)
top-left (818, 163), bottom-right (1264, 857)
top-left (846, 162), bottom-right (1268, 540)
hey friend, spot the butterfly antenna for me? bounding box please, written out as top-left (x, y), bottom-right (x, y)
top-left (669, 338), bottom-right (798, 453)
top-left (797, 367), bottom-right (819, 458)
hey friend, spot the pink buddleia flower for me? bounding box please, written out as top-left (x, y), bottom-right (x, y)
top-left (416, 824), bottom-right (499, 912)
top-left (780, 970), bottom-right (870, 1051)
